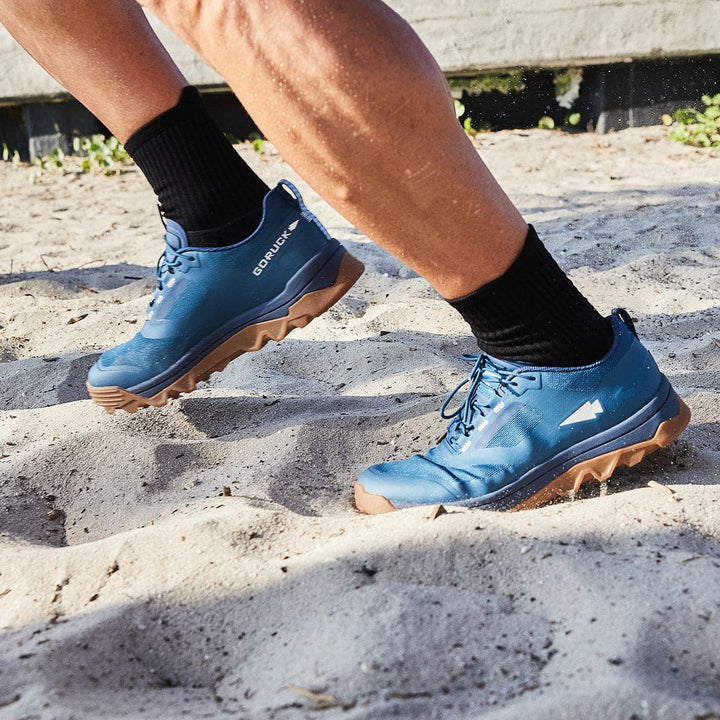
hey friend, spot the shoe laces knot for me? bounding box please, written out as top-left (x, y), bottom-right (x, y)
top-left (150, 246), bottom-right (199, 307)
top-left (441, 354), bottom-right (524, 442)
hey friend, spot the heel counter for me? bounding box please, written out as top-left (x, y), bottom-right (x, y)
top-left (618, 325), bottom-right (664, 399)
top-left (278, 179), bottom-right (333, 243)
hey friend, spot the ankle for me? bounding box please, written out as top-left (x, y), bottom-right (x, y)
top-left (449, 225), bottom-right (614, 367)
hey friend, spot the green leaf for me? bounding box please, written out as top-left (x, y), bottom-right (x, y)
top-left (463, 116), bottom-right (477, 136)
top-left (674, 109), bottom-right (697, 124)
top-left (538, 116), bottom-right (555, 130)
top-left (565, 112), bottom-right (582, 126)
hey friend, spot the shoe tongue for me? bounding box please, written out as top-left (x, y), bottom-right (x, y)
top-left (164, 219), bottom-right (190, 251)
top-left (484, 353), bottom-right (532, 373)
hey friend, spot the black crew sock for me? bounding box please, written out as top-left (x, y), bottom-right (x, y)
top-left (124, 86), bottom-right (269, 247)
top-left (449, 225), bottom-right (614, 367)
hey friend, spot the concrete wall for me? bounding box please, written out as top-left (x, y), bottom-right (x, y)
top-left (393, 0), bottom-right (720, 72)
top-left (1, 0), bottom-right (719, 102)
top-left (0, 17), bottom-right (224, 104)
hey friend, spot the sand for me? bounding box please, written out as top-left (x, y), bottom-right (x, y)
top-left (0, 127), bottom-right (719, 719)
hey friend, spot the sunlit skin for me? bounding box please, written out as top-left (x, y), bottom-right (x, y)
top-left (1, 0), bottom-right (527, 299)
top-left (0, 1), bottom-right (185, 139)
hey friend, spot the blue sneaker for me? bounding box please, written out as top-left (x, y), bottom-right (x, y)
top-left (355, 309), bottom-right (690, 513)
top-left (87, 180), bottom-right (363, 413)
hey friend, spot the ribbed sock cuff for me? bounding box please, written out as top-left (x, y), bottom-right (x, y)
top-left (449, 225), bottom-right (614, 367)
top-left (125, 86), bottom-right (268, 244)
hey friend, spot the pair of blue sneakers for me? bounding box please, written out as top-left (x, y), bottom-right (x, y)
top-left (87, 182), bottom-right (690, 512)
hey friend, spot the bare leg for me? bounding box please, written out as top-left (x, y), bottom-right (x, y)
top-left (138, 0), bottom-right (527, 299)
top-left (0, 0), bottom-right (185, 141)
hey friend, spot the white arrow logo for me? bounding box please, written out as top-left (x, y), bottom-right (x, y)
top-left (560, 399), bottom-right (604, 427)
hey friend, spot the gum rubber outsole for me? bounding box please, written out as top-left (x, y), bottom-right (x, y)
top-left (353, 397), bottom-right (691, 514)
top-left (87, 252), bottom-right (364, 414)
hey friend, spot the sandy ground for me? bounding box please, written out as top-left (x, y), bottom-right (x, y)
top-left (0, 127), bottom-right (718, 719)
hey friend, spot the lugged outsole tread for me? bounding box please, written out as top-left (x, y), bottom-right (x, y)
top-left (88, 252), bottom-right (364, 414)
top-left (511, 397), bottom-right (691, 511)
top-left (354, 397), bottom-right (691, 515)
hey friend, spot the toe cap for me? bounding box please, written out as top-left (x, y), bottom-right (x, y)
top-left (357, 456), bottom-right (466, 508)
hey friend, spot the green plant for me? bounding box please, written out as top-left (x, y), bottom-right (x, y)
top-left (454, 100), bottom-right (492, 137)
top-left (247, 132), bottom-right (265, 154)
top-left (538, 116), bottom-right (555, 130)
top-left (669, 94), bottom-right (720, 148)
top-left (564, 112), bottom-right (582, 127)
top-left (32, 146), bottom-right (65, 172)
top-left (2, 143), bottom-right (20, 166)
top-left (448, 72), bottom-right (525, 97)
top-left (72, 134), bottom-right (131, 174)
top-left (455, 99), bottom-right (475, 136)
